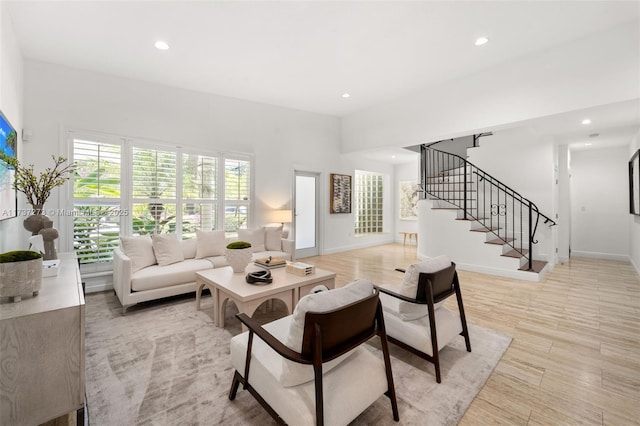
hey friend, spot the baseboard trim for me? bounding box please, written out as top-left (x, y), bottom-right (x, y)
top-left (322, 237), bottom-right (395, 255)
top-left (85, 282), bottom-right (113, 294)
top-left (571, 251), bottom-right (630, 262)
top-left (452, 262), bottom-right (544, 282)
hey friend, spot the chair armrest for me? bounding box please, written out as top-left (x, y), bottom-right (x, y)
top-left (236, 313), bottom-right (309, 364)
top-left (376, 286), bottom-right (428, 305)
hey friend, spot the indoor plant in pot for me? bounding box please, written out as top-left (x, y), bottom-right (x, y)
top-left (0, 250), bottom-right (43, 302)
top-left (225, 241), bottom-right (252, 273)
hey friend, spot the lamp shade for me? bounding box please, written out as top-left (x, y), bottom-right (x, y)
top-left (271, 209), bottom-right (292, 224)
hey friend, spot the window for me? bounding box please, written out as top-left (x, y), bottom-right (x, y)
top-left (224, 157), bottom-right (250, 233)
top-left (354, 170), bottom-right (384, 234)
top-left (70, 132), bottom-right (252, 266)
top-left (182, 153), bottom-right (218, 238)
top-left (72, 139), bottom-right (122, 265)
top-left (131, 146), bottom-right (178, 235)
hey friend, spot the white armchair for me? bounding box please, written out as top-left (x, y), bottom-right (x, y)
top-left (378, 256), bottom-right (471, 383)
top-left (228, 279), bottom-right (399, 426)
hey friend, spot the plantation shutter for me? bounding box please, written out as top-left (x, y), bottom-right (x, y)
top-left (72, 139), bottom-right (122, 265)
top-left (131, 146), bottom-right (178, 235)
top-left (224, 157), bottom-right (250, 232)
top-left (182, 153), bottom-right (218, 237)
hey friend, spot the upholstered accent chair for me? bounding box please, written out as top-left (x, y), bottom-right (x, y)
top-left (228, 279), bottom-right (399, 426)
top-left (378, 256), bottom-right (471, 383)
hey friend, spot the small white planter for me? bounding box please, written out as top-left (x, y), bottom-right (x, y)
top-left (0, 258), bottom-right (43, 302)
top-left (225, 248), bottom-right (252, 273)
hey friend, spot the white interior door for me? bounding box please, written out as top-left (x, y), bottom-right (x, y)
top-left (294, 171), bottom-right (320, 259)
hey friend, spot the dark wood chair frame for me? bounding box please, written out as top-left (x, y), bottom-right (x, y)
top-left (229, 289), bottom-right (400, 426)
top-left (377, 262), bottom-right (471, 383)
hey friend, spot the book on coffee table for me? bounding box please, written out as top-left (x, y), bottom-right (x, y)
top-left (254, 256), bottom-right (287, 269)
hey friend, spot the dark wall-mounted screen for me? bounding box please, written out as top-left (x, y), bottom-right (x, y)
top-left (0, 110), bottom-right (18, 220)
top-left (630, 149), bottom-right (640, 216)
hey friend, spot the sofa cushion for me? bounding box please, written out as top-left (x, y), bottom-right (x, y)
top-left (281, 279), bottom-right (373, 387)
top-left (181, 238), bottom-right (198, 259)
top-left (151, 233), bottom-right (185, 266)
top-left (238, 228), bottom-right (266, 252)
top-left (399, 255), bottom-right (450, 320)
top-left (130, 258), bottom-right (214, 292)
top-left (120, 235), bottom-right (157, 273)
top-left (265, 225), bottom-right (283, 251)
top-left (196, 229), bottom-right (226, 258)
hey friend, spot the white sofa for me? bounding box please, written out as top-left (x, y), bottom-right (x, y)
top-left (113, 227), bottom-right (294, 313)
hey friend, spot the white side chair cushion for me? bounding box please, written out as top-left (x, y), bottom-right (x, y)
top-left (151, 233), bottom-right (185, 266)
top-left (195, 229), bottom-right (226, 258)
top-left (120, 235), bottom-right (157, 273)
top-left (281, 279), bottom-right (374, 387)
top-left (265, 225), bottom-right (283, 251)
top-left (380, 291), bottom-right (463, 356)
top-left (398, 255), bottom-right (451, 320)
top-left (230, 316), bottom-right (389, 426)
top-left (238, 227), bottom-right (266, 253)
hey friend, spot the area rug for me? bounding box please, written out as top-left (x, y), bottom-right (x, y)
top-left (84, 292), bottom-right (512, 425)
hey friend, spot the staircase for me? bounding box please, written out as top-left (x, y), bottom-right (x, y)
top-left (420, 138), bottom-right (556, 278)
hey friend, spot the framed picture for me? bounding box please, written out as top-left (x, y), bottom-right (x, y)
top-left (399, 181), bottom-right (420, 220)
top-left (630, 149), bottom-right (640, 216)
top-left (330, 173), bottom-right (352, 214)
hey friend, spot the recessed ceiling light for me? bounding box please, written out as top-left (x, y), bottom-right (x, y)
top-left (581, 118), bottom-right (591, 125)
top-left (342, 93), bottom-right (351, 98)
top-left (391, 155), bottom-right (396, 159)
top-left (585, 143), bottom-right (592, 146)
top-left (154, 40), bottom-right (169, 50)
top-left (475, 37), bottom-right (489, 46)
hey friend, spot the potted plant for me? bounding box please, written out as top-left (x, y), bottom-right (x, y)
top-left (0, 250), bottom-right (43, 302)
top-left (225, 241), bottom-right (252, 273)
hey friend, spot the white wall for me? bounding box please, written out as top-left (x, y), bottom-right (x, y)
top-left (630, 130), bottom-right (640, 275)
top-left (342, 22), bottom-right (639, 153)
top-left (557, 145), bottom-right (571, 263)
top-left (570, 146), bottom-right (630, 260)
top-left (0, 4), bottom-right (24, 253)
top-left (17, 59), bottom-right (395, 256)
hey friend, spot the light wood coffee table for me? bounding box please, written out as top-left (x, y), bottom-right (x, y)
top-left (195, 265), bottom-right (336, 328)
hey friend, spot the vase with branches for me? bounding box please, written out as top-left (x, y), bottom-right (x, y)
top-left (2, 155), bottom-right (75, 244)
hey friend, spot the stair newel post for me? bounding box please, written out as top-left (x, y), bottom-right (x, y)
top-left (528, 201), bottom-right (534, 271)
top-left (463, 160), bottom-right (468, 220)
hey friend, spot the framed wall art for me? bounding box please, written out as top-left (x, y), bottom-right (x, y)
top-left (330, 173), bottom-right (352, 214)
top-left (399, 180), bottom-right (419, 220)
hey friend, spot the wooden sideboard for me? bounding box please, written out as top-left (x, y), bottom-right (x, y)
top-left (0, 252), bottom-right (85, 426)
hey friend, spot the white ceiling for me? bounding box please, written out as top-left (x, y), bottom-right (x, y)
top-left (5, 1), bottom-right (640, 163)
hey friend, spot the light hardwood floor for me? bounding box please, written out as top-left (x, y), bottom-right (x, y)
top-left (299, 244), bottom-right (640, 425)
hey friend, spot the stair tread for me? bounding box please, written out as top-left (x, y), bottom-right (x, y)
top-left (519, 260), bottom-right (547, 273)
top-left (470, 226), bottom-right (501, 232)
top-left (485, 237), bottom-right (514, 245)
top-left (502, 249), bottom-right (529, 258)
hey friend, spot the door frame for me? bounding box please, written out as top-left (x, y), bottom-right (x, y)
top-left (293, 170), bottom-right (321, 259)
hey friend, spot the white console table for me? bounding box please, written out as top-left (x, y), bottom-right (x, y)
top-left (0, 252), bottom-right (85, 426)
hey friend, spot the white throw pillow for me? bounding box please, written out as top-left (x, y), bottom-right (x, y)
top-left (398, 255), bottom-right (451, 321)
top-left (151, 233), bottom-right (185, 266)
top-left (180, 238), bottom-right (198, 259)
top-left (120, 235), bottom-right (157, 273)
top-left (281, 279), bottom-right (374, 387)
top-left (195, 230), bottom-right (226, 258)
top-left (265, 225), bottom-right (283, 251)
top-left (238, 228), bottom-right (266, 252)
